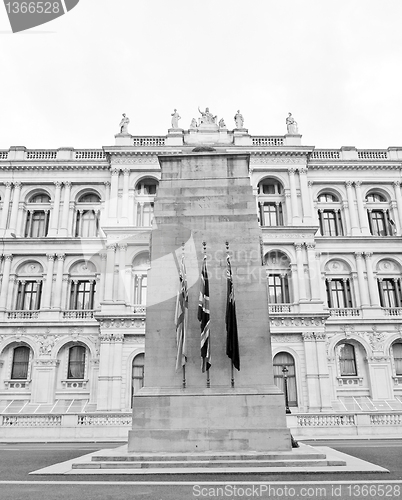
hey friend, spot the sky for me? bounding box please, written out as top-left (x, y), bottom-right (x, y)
top-left (0, 0), bottom-right (402, 150)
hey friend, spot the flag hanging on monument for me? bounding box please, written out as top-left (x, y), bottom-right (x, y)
top-left (175, 254), bottom-right (188, 371)
top-left (226, 253), bottom-right (240, 371)
top-left (198, 255), bottom-right (211, 372)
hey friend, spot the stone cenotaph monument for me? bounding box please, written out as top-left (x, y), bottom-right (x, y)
top-left (128, 147), bottom-right (291, 453)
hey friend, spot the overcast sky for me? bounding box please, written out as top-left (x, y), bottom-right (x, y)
top-left (0, 0), bottom-right (401, 150)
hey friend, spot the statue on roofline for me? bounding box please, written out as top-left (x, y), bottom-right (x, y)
top-left (286, 112), bottom-right (298, 134)
top-left (198, 106), bottom-right (217, 126)
top-left (234, 110), bottom-right (244, 129)
top-left (171, 109), bottom-right (181, 129)
top-left (219, 118), bottom-right (226, 129)
top-left (119, 113), bottom-right (130, 134)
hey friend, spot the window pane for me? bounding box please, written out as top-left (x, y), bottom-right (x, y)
top-left (339, 343), bottom-right (357, 376)
top-left (11, 346), bottom-right (30, 379)
top-left (132, 353), bottom-right (145, 406)
top-left (67, 346), bottom-right (86, 379)
top-left (393, 344), bottom-right (402, 375)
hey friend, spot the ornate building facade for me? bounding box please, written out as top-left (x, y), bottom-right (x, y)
top-left (0, 111), bottom-right (401, 438)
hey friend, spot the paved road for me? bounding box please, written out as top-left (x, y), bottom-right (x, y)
top-left (0, 440), bottom-right (401, 500)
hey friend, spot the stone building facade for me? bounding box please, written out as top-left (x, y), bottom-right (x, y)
top-left (0, 114), bottom-right (401, 438)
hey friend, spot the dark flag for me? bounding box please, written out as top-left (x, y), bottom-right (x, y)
top-left (198, 255), bottom-right (211, 372)
top-left (175, 254), bottom-right (188, 371)
top-left (226, 253), bottom-right (240, 370)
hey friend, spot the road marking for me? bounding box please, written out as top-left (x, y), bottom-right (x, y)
top-left (0, 480), bottom-right (401, 486)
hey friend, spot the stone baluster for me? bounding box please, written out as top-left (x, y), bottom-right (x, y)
top-left (345, 181), bottom-right (359, 235)
top-left (354, 181), bottom-right (369, 235)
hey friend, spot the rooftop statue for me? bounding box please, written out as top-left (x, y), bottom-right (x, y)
top-left (234, 110), bottom-right (244, 129)
top-left (171, 109), bottom-right (181, 129)
top-left (286, 112), bottom-right (298, 134)
top-left (190, 118), bottom-right (198, 129)
top-left (119, 113), bottom-right (130, 134)
top-left (198, 107), bottom-right (217, 126)
top-left (219, 118), bottom-right (226, 129)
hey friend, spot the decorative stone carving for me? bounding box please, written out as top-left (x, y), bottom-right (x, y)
top-left (218, 118), bottom-right (226, 129)
top-left (190, 118), bottom-right (198, 129)
top-left (286, 113), bottom-right (298, 134)
top-left (119, 114), bottom-right (130, 134)
top-left (36, 334), bottom-right (59, 356)
top-left (198, 107), bottom-right (217, 127)
top-left (271, 334), bottom-right (302, 343)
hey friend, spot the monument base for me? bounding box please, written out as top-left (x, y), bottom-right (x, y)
top-left (128, 388), bottom-right (291, 452)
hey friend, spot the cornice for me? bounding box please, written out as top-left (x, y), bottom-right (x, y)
top-left (0, 163), bottom-right (109, 171)
top-left (308, 163), bottom-right (401, 171)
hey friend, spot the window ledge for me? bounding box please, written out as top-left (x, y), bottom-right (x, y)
top-left (61, 379), bottom-right (88, 389)
top-left (4, 379), bottom-right (31, 389)
top-left (336, 376), bottom-right (363, 387)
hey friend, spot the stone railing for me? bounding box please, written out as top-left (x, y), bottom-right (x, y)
top-left (336, 376), bottom-right (363, 387)
top-left (132, 136), bottom-right (166, 147)
top-left (297, 414), bottom-right (356, 427)
top-left (357, 150), bottom-right (388, 160)
top-left (133, 305), bottom-right (146, 314)
top-left (2, 415), bottom-right (62, 427)
top-left (0, 151), bottom-right (8, 160)
top-left (26, 150), bottom-right (57, 160)
top-left (370, 414), bottom-right (402, 425)
top-left (252, 136), bottom-right (284, 147)
top-left (7, 311), bottom-right (39, 320)
top-left (383, 307), bottom-right (402, 316)
top-left (62, 310), bottom-right (95, 320)
top-left (310, 150), bottom-right (340, 160)
top-left (329, 308), bottom-right (360, 317)
top-left (74, 150), bottom-right (107, 160)
top-left (77, 413), bottom-right (132, 426)
top-left (269, 304), bottom-right (292, 313)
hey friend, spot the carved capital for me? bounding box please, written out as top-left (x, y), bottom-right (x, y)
top-left (364, 252), bottom-right (373, 259)
top-left (57, 254), bottom-right (66, 261)
top-left (354, 181), bottom-right (362, 188)
top-left (46, 254), bottom-right (55, 261)
top-left (64, 181), bottom-right (72, 188)
top-left (355, 252), bottom-right (364, 260)
top-left (345, 181), bottom-right (353, 188)
top-left (294, 243), bottom-right (303, 251)
top-left (54, 181), bottom-right (62, 189)
top-left (13, 182), bottom-right (22, 189)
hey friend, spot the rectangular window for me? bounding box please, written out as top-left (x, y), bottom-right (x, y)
top-left (378, 279), bottom-right (401, 308)
top-left (368, 210), bottom-right (391, 236)
top-left (260, 202), bottom-right (283, 227)
top-left (70, 281), bottom-right (95, 310)
top-left (339, 344), bottom-right (357, 376)
top-left (393, 344), bottom-right (402, 375)
top-left (268, 274), bottom-right (289, 304)
top-left (67, 346), bottom-right (86, 379)
top-left (11, 346), bottom-right (30, 380)
top-left (16, 281), bottom-right (42, 310)
top-left (326, 279), bottom-right (353, 308)
top-left (25, 210), bottom-right (49, 237)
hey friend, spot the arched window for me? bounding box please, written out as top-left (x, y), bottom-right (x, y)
top-left (376, 259), bottom-right (402, 310)
top-left (366, 191), bottom-right (393, 236)
top-left (317, 191), bottom-right (343, 236)
top-left (67, 346), bottom-right (86, 379)
top-left (338, 343), bottom-right (357, 376)
top-left (25, 192), bottom-right (51, 237)
top-left (257, 179), bottom-right (284, 227)
top-left (11, 346), bottom-right (30, 380)
top-left (392, 343), bottom-right (402, 376)
top-left (265, 251), bottom-right (291, 305)
top-left (14, 261), bottom-right (43, 311)
top-left (131, 353), bottom-right (145, 407)
top-left (273, 352), bottom-right (297, 407)
top-left (324, 260), bottom-right (355, 312)
top-left (135, 179), bottom-right (158, 227)
top-left (75, 192), bottom-right (101, 237)
top-left (132, 253), bottom-right (150, 305)
top-left (136, 179), bottom-right (158, 196)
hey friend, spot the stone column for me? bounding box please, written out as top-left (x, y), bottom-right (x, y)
top-left (16, 202), bottom-right (25, 237)
top-left (364, 252), bottom-right (380, 306)
top-left (295, 243), bottom-right (306, 300)
top-left (104, 244), bottom-right (116, 301)
top-left (60, 182), bottom-right (71, 236)
top-left (128, 191), bottom-right (135, 226)
top-left (288, 169), bottom-right (300, 224)
top-left (109, 168), bottom-right (119, 219)
top-left (42, 254), bottom-right (55, 310)
top-left (302, 332), bottom-right (321, 411)
top-left (101, 181), bottom-right (110, 226)
top-left (299, 168), bottom-right (312, 223)
top-left (0, 182), bottom-right (12, 231)
top-left (67, 201), bottom-right (75, 237)
top-left (393, 181), bottom-right (402, 235)
top-left (121, 169), bottom-right (130, 222)
top-left (354, 181), bottom-right (370, 235)
top-left (49, 181), bottom-right (62, 236)
top-left (354, 252), bottom-right (369, 307)
top-left (390, 201), bottom-right (400, 236)
top-left (61, 275), bottom-right (69, 310)
top-left (0, 254), bottom-right (12, 310)
top-left (118, 244), bottom-right (127, 302)
top-left (8, 182), bottom-right (22, 233)
top-left (284, 192), bottom-right (292, 225)
top-left (53, 254), bottom-right (65, 310)
top-left (96, 331), bottom-right (124, 411)
top-left (345, 181), bottom-right (359, 235)
top-left (314, 332), bottom-right (332, 411)
top-left (342, 201), bottom-right (351, 236)
top-left (98, 253), bottom-right (107, 303)
top-left (290, 264), bottom-right (299, 304)
top-left (306, 243), bottom-right (321, 300)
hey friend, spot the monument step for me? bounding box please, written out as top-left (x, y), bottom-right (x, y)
top-left (72, 459), bottom-right (346, 470)
top-left (92, 451), bottom-right (328, 462)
